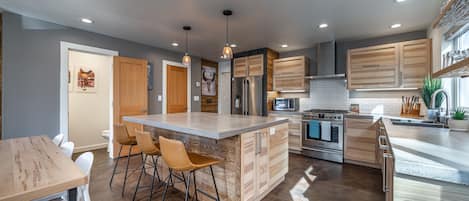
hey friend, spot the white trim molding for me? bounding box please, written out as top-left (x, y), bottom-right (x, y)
top-left (59, 41), bottom-right (118, 158)
top-left (162, 60), bottom-right (191, 114)
top-left (74, 143), bottom-right (108, 153)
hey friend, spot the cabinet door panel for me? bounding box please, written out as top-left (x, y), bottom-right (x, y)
top-left (348, 44), bottom-right (399, 89)
top-left (248, 54), bottom-right (264, 76)
top-left (234, 57), bottom-right (248, 78)
top-left (344, 118), bottom-right (378, 165)
top-left (256, 129), bottom-right (269, 196)
top-left (273, 56), bottom-right (305, 75)
top-left (273, 74), bottom-right (305, 91)
top-left (241, 131), bottom-right (256, 201)
top-left (269, 123), bottom-right (288, 186)
top-left (400, 39), bottom-right (431, 88)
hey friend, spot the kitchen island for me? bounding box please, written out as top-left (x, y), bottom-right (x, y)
top-left (124, 112), bottom-right (289, 201)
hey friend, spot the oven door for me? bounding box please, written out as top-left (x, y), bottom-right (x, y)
top-left (302, 119), bottom-right (343, 151)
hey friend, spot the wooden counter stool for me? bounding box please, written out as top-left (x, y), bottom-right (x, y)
top-left (159, 136), bottom-right (221, 201)
top-left (132, 130), bottom-right (162, 201)
top-left (109, 124), bottom-right (144, 197)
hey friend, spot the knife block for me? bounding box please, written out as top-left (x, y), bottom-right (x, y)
top-left (400, 103), bottom-right (421, 117)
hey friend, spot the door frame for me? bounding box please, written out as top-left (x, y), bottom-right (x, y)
top-left (162, 60), bottom-right (191, 114)
top-left (59, 41), bottom-right (118, 149)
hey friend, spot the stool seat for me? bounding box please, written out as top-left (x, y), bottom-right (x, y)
top-left (187, 153), bottom-right (220, 170)
top-left (145, 143), bottom-right (161, 156)
top-left (120, 138), bottom-right (137, 146)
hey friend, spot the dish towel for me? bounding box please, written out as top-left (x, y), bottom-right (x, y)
top-left (321, 121), bottom-right (332, 141)
top-left (308, 120), bottom-right (321, 139)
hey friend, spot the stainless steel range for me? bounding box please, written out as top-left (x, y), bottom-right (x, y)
top-left (301, 109), bottom-right (347, 163)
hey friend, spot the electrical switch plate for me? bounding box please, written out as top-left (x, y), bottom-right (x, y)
top-left (194, 96), bottom-right (200, 101)
top-left (195, 81), bottom-right (201, 87)
top-left (270, 127), bottom-right (276, 135)
top-left (157, 95), bottom-right (162, 101)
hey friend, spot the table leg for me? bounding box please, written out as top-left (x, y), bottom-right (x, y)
top-left (68, 187), bottom-right (77, 201)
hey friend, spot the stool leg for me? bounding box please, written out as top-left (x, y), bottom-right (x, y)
top-left (184, 171), bottom-right (192, 201)
top-left (122, 145), bottom-right (133, 197)
top-left (192, 171), bottom-right (199, 201)
top-left (155, 156), bottom-right (161, 182)
top-left (181, 172), bottom-right (188, 190)
top-left (141, 152), bottom-right (146, 174)
top-left (149, 156), bottom-right (158, 201)
top-left (109, 144), bottom-right (123, 188)
top-left (132, 154), bottom-right (147, 201)
top-left (210, 166), bottom-right (220, 201)
top-left (162, 169), bottom-right (173, 201)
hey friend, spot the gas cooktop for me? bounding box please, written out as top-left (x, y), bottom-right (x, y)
top-left (303, 109), bottom-right (349, 114)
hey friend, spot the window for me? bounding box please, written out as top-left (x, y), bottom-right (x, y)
top-left (452, 29), bottom-right (469, 109)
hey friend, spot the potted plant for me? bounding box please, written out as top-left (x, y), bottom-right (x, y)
top-left (422, 76), bottom-right (443, 120)
top-left (449, 108), bottom-right (469, 131)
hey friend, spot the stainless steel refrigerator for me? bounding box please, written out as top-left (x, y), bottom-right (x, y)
top-left (231, 76), bottom-right (263, 116)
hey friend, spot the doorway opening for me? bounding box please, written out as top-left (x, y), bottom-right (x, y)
top-left (162, 60), bottom-right (191, 114)
top-left (60, 42), bottom-right (118, 157)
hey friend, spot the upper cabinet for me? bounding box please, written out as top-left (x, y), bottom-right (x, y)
top-left (273, 56), bottom-right (309, 92)
top-left (233, 54), bottom-right (264, 78)
top-left (347, 39), bottom-right (432, 90)
top-left (347, 43), bottom-right (400, 89)
top-left (399, 39), bottom-right (431, 88)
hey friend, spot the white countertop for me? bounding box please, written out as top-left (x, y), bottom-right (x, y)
top-left (123, 112), bottom-right (288, 140)
top-left (382, 118), bottom-right (469, 185)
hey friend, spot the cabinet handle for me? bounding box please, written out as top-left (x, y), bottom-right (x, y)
top-left (362, 64), bottom-right (380, 68)
top-left (383, 153), bottom-right (393, 192)
top-left (378, 135), bottom-right (389, 150)
top-left (255, 132), bottom-right (261, 154)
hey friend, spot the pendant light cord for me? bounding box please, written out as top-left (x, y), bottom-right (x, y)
top-left (185, 30), bottom-right (189, 54)
top-left (225, 15), bottom-right (229, 45)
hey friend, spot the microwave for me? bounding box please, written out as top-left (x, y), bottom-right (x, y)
top-left (273, 98), bottom-right (299, 111)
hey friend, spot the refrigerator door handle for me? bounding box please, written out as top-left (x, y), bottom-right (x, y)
top-left (241, 79), bottom-right (245, 115)
top-left (245, 79), bottom-right (250, 115)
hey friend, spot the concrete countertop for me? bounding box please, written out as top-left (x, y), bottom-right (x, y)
top-left (382, 118), bottom-right (469, 185)
top-left (123, 112), bottom-right (288, 140)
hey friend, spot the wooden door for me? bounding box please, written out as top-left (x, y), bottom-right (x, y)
top-left (348, 43), bottom-right (399, 89)
top-left (241, 131), bottom-right (257, 201)
top-left (256, 129), bottom-right (270, 196)
top-left (248, 54), bottom-right (264, 76)
top-left (167, 65), bottom-right (188, 113)
top-left (233, 57), bottom-right (248, 78)
top-left (113, 56), bottom-right (148, 158)
top-left (400, 39), bottom-right (431, 88)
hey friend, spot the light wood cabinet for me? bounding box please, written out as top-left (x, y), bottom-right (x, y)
top-left (347, 39), bottom-right (432, 89)
top-left (240, 123), bottom-right (288, 201)
top-left (248, 54), bottom-right (264, 76)
top-left (399, 39), bottom-right (431, 88)
top-left (273, 56), bottom-right (309, 92)
top-left (233, 57), bottom-right (248, 78)
top-left (347, 43), bottom-right (400, 89)
top-left (268, 112), bottom-right (302, 153)
top-left (344, 118), bottom-right (379, 167)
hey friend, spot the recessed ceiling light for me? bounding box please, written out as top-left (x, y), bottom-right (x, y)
top-left (81, 18), bottom-right (93, 24)
top-left (171, 42), bottom-right (179, 47)
top-left (390, 23), bottom-right (402, 29)
top-left (281, 44), bottom-right (288, 48)
top-left (319, 23), bottom-right (328, 28)
top-left (395, 0), bottom-right (406, 2)
top-left (230, 44), bottom-right (237, 48)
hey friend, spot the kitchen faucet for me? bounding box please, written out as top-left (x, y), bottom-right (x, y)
top-left (431, 89), bottom-right (450, 125)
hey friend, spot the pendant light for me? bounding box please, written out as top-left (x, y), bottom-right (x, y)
top-left (182, 26), bottom-right (192, 66)
top-left (221, 10), bottom-right (233, 60)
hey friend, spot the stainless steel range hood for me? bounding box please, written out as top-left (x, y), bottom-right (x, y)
top-left (305, 41), bottom-right (345, 80)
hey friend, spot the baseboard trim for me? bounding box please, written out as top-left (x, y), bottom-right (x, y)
top-left (74, 143), bottom-right (108, 153)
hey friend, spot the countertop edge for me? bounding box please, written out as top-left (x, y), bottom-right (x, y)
top-left (123, 116), bottom-right (289, 140)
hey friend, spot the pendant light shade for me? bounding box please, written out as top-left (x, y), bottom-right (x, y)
top-left (222, 10), bottom-right (233, 60)
top-left (182, 26), bottom-right (191, 66)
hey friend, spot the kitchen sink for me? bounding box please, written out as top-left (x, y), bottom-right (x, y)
top-left (390, 119), bottom-right (447, 128)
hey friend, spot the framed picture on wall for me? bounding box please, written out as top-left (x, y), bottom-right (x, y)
top-left (74, 66), bottom-right (97, 93)
top-left (202, 65), bottom-right (217, 96)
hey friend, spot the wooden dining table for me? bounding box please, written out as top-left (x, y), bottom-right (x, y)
top-left (0, 136), bottom-right (88, 201)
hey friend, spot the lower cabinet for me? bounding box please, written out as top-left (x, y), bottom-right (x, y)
top-left (240, 123), bottom-right (288, 201)
top-left (268, 112), bottom-right (302, 153)
top-left (344, 118), bottom-right (380, 168)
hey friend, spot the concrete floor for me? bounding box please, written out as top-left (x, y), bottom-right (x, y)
top-left (75, 149), bottom-right (384, 201)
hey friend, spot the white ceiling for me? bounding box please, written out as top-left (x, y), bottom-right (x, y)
top-left (0, 0), bottom-right (441, 61)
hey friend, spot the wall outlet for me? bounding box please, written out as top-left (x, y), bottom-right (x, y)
top-left (157, 95), bottom-right (162, 102)
top-left (193, 96), bottom-right (200, 101)
top-left (270, 127), bottom-right (276, 135)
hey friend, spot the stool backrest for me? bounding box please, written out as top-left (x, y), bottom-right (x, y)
top-left (114, 124), bottom-right (132, 144)
top-left (135, 130), bottom-right (160, 154)
top-left (60, 141), bottom-right (75, 158)
top-left (52, 133), bottom-right (64, 146)
top-left (159, 136), bottom-right (193, 171)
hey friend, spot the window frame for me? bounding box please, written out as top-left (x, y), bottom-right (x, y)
top-left (451, 29), bottom-right (469, 111)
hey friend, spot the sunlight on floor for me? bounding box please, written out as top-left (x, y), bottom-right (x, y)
top-left (289, 166), bottom-right (317, 201)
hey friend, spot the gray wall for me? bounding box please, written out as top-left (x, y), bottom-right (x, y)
top-left (2, 12), bottom-right (201, 139)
